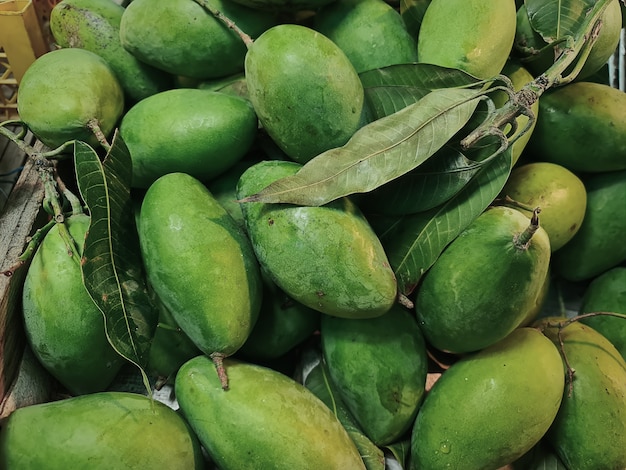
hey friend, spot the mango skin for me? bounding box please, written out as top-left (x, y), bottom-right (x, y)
top-left (537, 318), bottom-right (626, 470)
top-left (579, 267), bottom-right (626, 361)
top-left (146, 288), bottom-right (201, 384)
top-left (245, 24), bottom-right (365, 164)
top-left (415, 206), bottom-right (551, 354)
top-left (175, 355), bottom-right (366, 470)
top-left (0, 391), bottom-right (204, 469)
top-left (238, 276), bottom-right (321, 361)
top-left (410, 327), bottom-right (565, 470)
top-left (553, 170), bottom-right (626, 281)
top-left (321, 304), bottom-right (428, 446)
top-left (138, 172), bottom-right (263, 358)
top-left (500, 162), bottom-right (587, 251)
top-left (237, 160), bottom-right (397, 319)
top-left (22, 214), bottom-right (125, 395)
top-left (313, 0), bottom-right (418, 73)
top-left (527, 82), bottom-right (626, 173)
top-left (417, 0), bottom-right (517, 79)
top-left (120, 88), bottom-right (258, 189)
top-left (120, 0), bottom-right (276, 79)
top-left (50, 0), bottom-right (173, 103)
top-left (17, 48), bottom-right (124, 149)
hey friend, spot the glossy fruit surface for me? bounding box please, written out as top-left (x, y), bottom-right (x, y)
top-left (17, 48), bottom-right (124, 149)
top-left (175, 355), bottom-right (366, 470)
top-left (0, 391), bottom-right (204, 469)
top-left (500, 162), bottom-right (587, 251)
top-left (538, 318), bottom-right (626, 470)
top-left (245, 24), bottom-right (365, 163)
top-left (417, 0), bottom-right (517, 79)
top-left (120, 88), bottom-right (258, 188)
top-left (237, 160), bottom-right (397, 319)
top-left (138, 172), bottom-right (263, 359)
top-left (410, 327), bottom-right (564, 470)
top-left (415, 206), bottom-right (551, 353)
top-left (22, 214), bottom-right (125, 395)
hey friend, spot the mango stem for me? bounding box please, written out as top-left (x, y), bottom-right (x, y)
top-left (514, 207), bottom-right (541, 250)
top-left (210, 352), bottom-right (230, 391)
top-left (193, 0), bottom-right (254, 49)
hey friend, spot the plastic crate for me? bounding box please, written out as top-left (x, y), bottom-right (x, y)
top-left (0, 0), bottom-right (57, 121)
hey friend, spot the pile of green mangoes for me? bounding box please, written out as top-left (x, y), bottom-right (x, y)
top-left (1, 0), bottom-right (626, 468)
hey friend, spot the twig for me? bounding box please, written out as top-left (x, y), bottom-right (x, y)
top-left (461, 0), bottom-right (612, 151)
top-left (541, 311), bottom-right (626, 397)
top-left (192, 0), bottom-right (254, 48)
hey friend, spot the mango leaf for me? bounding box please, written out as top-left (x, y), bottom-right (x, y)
top-left (304, 358), bottom-right (386, 470)
top-left (384, 439), bottom-right (412, 470)
top-left (358, 145), bottom-right (482, 216)
top-left (525, 0), bottom-right (599, 44)
top-left (74, 133), bottom-right (158, 383)
top-left (379, 147), bottom-right (512, 296)
top-left (360, 63), bottom-right (482, 119)
top-left (359, 63), bottom-right (481, 89)
top-left (239, 87), bottom-right (484, 207)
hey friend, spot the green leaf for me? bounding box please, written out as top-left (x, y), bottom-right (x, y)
top-left (360, 63), bottom-right (482, 119)
top-left (384, 439), bottom-right (412, 469)
top-left (358, 145), bottom-right (483, 216)
top-left (240, 88), bottom-right (484, 206)
top-left (304, 358), bottom-right (386, 470)
top-left (379, 147), bottom-right (512, 296)
top-left (525, 0), bottom-right (598, 44)
top-left (74, 133), bottom-right (158, 384)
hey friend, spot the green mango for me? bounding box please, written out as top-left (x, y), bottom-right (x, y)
top-left (410, 327), bottom-right (565, 470)
top-left (303, 357), bottom-right (386, 470)
top-left (313, 0), bottom-right (418, 73)
top-left (146, 288), bottom-right (202, 385)
top-left (417, 0), bottom-right (517, 79)
top-left (553, 170), bottom-right (626, 281)
top-left (138, 172), bottom-right (263, 387)
top-left (0, 391), bottom-right (204, 469)
top-left (537, 318), bottom-right (626, 470)
top-left (50, 0), bottom-right (172, 104)
top-left (22, 214), bottom-right (125, 395)
top-left (320, 304), bottom-right (428, 446)
top-left (238, 276), bottom-right (321, 361)
top-left (205, 158), bottom-right (260, 228)
top-left (17, 48), bottom-right (124, 149)
top-left (119, 88), bottom-right (258, 189)
top-left (237, 160), bottom-right (397, 319)
top-left (175, 355), bottom-right (367, 470)
top-left (119, 0), bottom-right (276, 79)
top-left (527, 82), bottom-right (626, 173)
top-left (579, 267), bottom-right (626, 361)
top-left (500, 162), bottom-right (587, 251)
top-left (245, 24), bottom-right (365, 164)
top-left (415, 205), bottom-right (551, 354)
top-left (198, 73), bottom-right (250, 101)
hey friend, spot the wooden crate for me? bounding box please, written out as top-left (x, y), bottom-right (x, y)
top-left (0, 137), bottom-right (50, 415)
top-left (0, 0), bottom-right (59, 121)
